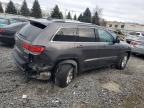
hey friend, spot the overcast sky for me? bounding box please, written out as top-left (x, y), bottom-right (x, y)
top-left (1, 0), bottom-right (144, 24)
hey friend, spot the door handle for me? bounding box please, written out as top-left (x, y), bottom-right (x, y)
top-left (76, 45), bottom-right (83, 48)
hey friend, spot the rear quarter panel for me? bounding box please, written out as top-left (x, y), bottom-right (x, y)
top-left (37, 41), bottom-right (82, 67)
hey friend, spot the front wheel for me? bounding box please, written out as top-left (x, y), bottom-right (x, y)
top-left (55, 64), bottom-right (75, 88)
top-left (116, 54), bottom-right (129, 70)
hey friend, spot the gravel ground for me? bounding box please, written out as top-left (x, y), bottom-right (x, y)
top-left (0, 42), bottom-right (144, 108)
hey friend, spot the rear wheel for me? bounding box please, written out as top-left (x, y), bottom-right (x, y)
top-left (55, 64), bottom-right (75, 88)
top-left (116, 53), bottom-right (128, 70)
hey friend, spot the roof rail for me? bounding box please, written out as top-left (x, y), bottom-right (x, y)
top-left (47, 18), bottom-right (83, 23)
top-left (47, 18), bottom-right (98, 26)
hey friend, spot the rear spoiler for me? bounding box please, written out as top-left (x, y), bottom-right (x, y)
top-left (29, 19), bottom-right (48, 29)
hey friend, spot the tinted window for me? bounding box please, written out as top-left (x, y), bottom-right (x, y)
top-left (98, 29), bottom-right (114, 43)
top-left (115, 25), bottom-right (118, 28)
top-left (108, 30), bottom-right (117, 40)
top-left (10, 19), bottom-right (17, 24)
top-left (53, 28), bottom-right (77, 42)
top-left (77, 28), bottom-right (95, 42)
top-left (136, 33), bottom-right (140, 36)
top-left (129, 32), bottom-right (135, 35)
top-left (109, 24), bottom-right (112, 27)
top-left (121, 25), bottom-right (124, 28)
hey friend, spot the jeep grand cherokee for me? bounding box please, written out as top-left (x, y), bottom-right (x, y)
top-left (13, 19), bottom-right (131, 87)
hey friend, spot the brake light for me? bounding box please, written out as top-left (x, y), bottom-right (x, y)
top-left (0, 29), bottom-right (5, 32)
top-left (22, 42), bottom-right (45, 54)
top-left (130, 41), bottom-right (141, 46)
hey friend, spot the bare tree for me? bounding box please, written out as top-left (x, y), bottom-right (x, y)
top-left (99, 19), bottom-right (107, 26)
top-left (93, 6), bottom-right (103, 17)
top-left (92, 6), bottom-right (103, 25)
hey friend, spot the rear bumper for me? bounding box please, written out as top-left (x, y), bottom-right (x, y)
top-left (13, 48), bottom-right (53, 72)
top-left (13, 48), bottom-right (53, 80)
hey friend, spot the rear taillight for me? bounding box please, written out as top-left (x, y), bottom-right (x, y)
top-left (0, 29), bottom-right (5, 32)
top-left (130, 41), bottom-right (141, 46)
top-left (22, 42), bottom-right (45, 54)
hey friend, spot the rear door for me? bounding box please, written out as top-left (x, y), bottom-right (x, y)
top-left (51, 27), bottom-right (77, 60)
top-left (75, 27), bottom-right (99, 70)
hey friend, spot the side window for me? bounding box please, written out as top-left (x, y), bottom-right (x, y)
top-left (98, 29), bottom-right (114, 43)
top-left (53, 28), bottom-right (77, 42)
top-left (136, 33), bottom-right (140, 36)
top-left (10, 19), bottom-right (18, 24)
top-left (77, 28), bottom-right (95, 42)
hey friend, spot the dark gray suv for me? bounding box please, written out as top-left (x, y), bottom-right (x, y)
top-left (13, 19), bottom-right (131, 87)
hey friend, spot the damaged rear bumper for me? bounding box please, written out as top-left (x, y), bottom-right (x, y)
top-left (13, 50), bottom-right (53, 80)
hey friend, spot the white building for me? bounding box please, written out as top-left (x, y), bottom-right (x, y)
top-left (106, 21), bottom-right (144, 32)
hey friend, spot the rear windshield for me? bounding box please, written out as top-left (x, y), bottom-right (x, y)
top-left (0, 18), bottom-right (9, 25)
top-left (19, 22), bottom-right (46, 41)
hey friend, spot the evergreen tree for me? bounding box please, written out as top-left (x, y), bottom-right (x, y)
top-left (17, 10), bottom-right (21, 15)
top-left (83, 8), bottom-right (91, 23)
top-left (0, 2), bottom-right (4, 13)
top-left (59, 12), bottom-right (63, 19)
top-left (78, 14), bottom-right (83, 22)
top-left (74, 14), bottom-right (77, 20)
top-left (31, 0), bottom-right (42, 18)
top-left (67, 12), bottom-right (72, 19)
top-left (5, 1), bottom-right (17, 14)
top-left (92, 11), bottom-right (99, 25)
top-left (20, 0), bottom-right (30, 16)
top-left (51, 5), bottom-right (63, 19)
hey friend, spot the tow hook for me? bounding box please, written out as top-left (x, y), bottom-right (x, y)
top-left (25, 71), bottom-right (51, 81)
top-left (37, 72), bottom-right (51, 80)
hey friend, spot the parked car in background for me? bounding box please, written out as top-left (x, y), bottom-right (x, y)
top-left (13, 19), bottom-right (131, 87)
top-left (0, 18), bottom-right (9, 27)
top-left (0, 22), bottom-right (28, 46)
top-left (0, 17), bottom-right (28, 27)
top-left (108, 29), bottom-right (125, 41)
top-left (130, 37), bottom-right (144, 55)
top-left (125, 31), bottom-right (144, 44)
top-left (130, 32), bottom-right (144, 37)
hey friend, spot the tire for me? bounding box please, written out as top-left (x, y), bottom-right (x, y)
top-left (116, 53), bottom-right (129, 70)
top-left (55, 64), bottom-right (75, 88)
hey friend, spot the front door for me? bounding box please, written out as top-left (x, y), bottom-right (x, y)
top-left (95, 29), bottom-right (120, 66)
